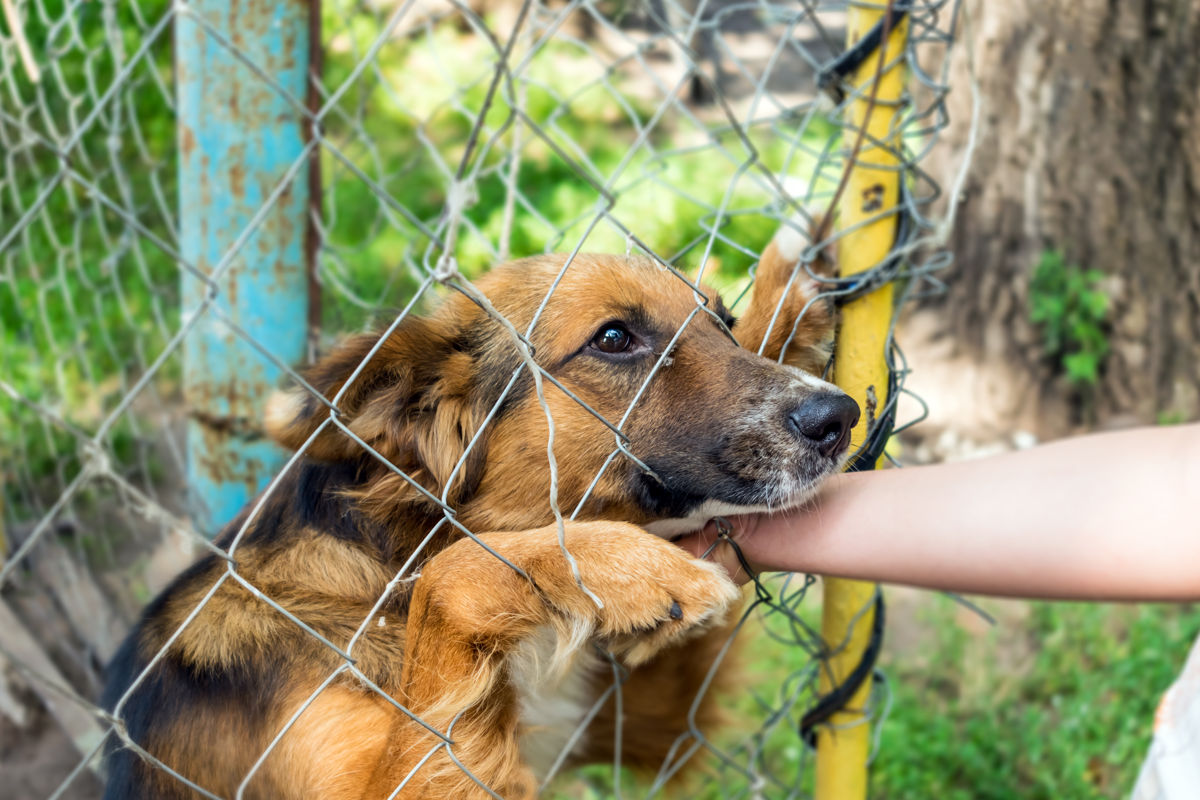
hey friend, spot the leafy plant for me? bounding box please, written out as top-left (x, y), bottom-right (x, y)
top-left (1029, 250), bottom-right (1110, 387)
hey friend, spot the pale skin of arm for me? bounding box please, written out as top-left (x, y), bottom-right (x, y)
top-left (677, 423), bottom-right (1200, 602)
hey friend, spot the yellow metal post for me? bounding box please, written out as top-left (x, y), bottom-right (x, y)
top-left (816, 5), bottom-right (909, 799)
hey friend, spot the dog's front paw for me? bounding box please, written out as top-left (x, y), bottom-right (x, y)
top-left (535, 522), bottom-right (741, 667)
top-left (601, 554), bottom-right (740, 667)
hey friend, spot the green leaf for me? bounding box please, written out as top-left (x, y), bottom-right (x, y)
top-left (1083, 290), bottom-right (1108, 318)
top-left (1063, 351), bottom-right (1099, 385)
top-left (1028, 247), bottom-right (1111, 386)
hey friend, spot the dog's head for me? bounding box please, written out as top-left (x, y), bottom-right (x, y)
top-left (267, 254), bottom-right (857, 535)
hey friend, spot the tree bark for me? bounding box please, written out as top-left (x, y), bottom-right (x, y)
top-left (924, 0), bottom-right (1200, 432)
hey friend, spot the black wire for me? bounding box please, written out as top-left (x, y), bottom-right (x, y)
top-left (817, 1), bottom-right (915, 104)
top-left (799, 591), bottom-right (886, 747)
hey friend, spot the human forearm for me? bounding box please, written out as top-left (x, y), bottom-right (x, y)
top-left (687, 425), bottom-right (1200, 601)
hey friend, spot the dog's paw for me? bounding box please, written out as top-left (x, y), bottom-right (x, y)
top-left (602, 555), bottom-right (740, 667)
top-left (537, 522), bottom-right (741, 667)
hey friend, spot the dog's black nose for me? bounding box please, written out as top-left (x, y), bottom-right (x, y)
top-left (786, 393), bottom-right (861, 457)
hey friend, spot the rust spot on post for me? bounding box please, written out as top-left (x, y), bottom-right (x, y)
top-left (180, 124), bottom-right (196, 159)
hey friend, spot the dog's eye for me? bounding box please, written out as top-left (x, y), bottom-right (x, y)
top-left (591, 323), bottom-right (632, 354)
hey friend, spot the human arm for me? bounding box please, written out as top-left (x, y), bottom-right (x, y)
top-left (677, 424), bottom-right (1200, 602)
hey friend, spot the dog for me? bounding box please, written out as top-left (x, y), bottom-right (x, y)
top-left (102, 221), bottom-right (859, 799)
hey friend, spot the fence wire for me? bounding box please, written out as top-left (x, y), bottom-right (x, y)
top-left (1, 0), bottom-right (963, 797)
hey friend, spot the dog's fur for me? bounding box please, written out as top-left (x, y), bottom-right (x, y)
top-left (102, 227), bottom-right (854, 799)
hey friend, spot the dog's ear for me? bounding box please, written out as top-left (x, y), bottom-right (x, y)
top-left (734, 220), bottom-right (836, 374)
top-left (266, 313), bottom-right (495, 505)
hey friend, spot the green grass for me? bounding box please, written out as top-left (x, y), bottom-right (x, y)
top-left (1, 0), bottom-right (179, 512)
top-left (873, 597), bottom-right (1200, 799)
top-left (547, 593), bottom-right (1200, 799)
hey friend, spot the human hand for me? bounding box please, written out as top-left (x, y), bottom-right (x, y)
top-left (673, 514), bottom-right (770, 586)
top-left (671, 474), bottom-right (856, 585)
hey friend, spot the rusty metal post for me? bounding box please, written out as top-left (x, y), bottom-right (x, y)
top-left (178, 0), bottom-right (312, 536)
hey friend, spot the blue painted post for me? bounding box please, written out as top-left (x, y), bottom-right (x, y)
top-left (178, 0), bottom-right (312, 536)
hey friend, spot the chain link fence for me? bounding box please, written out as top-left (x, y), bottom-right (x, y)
top-left (1, 0), bottom-right (965, 796)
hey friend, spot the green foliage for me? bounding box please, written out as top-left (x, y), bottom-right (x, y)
top-left (1, 0), bottom-right (179, 512)
top-left (546, 595), bottom-right (1200, 800)
top-left (873, 598), bottom-right (1200, 799)
top-left (316, 9), bottom-right (839, 331)
top-left (1029, 250), bottom-right (1110, 388)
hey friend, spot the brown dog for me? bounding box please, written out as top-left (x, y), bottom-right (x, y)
top-left (102, 224), bottom-right (858, 799)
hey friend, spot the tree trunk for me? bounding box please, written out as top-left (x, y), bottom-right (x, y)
top-left (921, 0), bottom-right (1200, 435)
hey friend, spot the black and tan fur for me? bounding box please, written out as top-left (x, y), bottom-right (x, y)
top-left (102, 229), bottom-right (857, 799)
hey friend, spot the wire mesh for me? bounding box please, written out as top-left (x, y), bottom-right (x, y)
top-left (1, 0), bottom-right (963, 797)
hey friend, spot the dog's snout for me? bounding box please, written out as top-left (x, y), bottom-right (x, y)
top-left (786, 393), bottom-right (860, 457)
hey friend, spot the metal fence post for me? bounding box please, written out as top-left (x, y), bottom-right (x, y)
top-left (178, 0), bottom-right (312, 536)
top-left (817, 3), bottom-right (909, 797)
